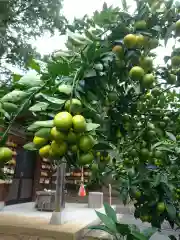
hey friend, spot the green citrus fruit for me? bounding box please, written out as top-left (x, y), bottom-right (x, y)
top-left (175, 20), bottom-right (180, 35)
top-left (140, 57), bottom-right (153, 72)
top-left (154, 159), bottom-right (162, 166)
top-left (149, 38), bottom-right (159, 49)
top-left (142, 74), bottom-right (155, 88)
top-left (140, 215), bottom-right (149, 222)
top-left (65, 98), bottom-right (82, 115)
top-left (54, 111), bottom-right (73, 131)
top-left (134, 190), bottom-right (141, 199)
top-left (135, 20), bottom-right (147, 30)
top-left (159, 121), bottom-right (166, 128)
top-left (154, 150), bottom-right (163, 158)
top-left (136, 35), bottom-right (145, 48)
top-left (72, 115), bottom-right (86, 132)
top-left (131, 187), bottom-right (141, 199)
top-left (171, 56), bottom-right (180, 67)
top-left (151, 88), bottom-right (160, 96)
top-left (157, 202), bottom-right (165, 213)
top-left (91, 163), bottom-right (98, 171)
top-left (67, 131), bottom-right (77, 144)
top-left (123, 34), bottom-right (137, 48)
top-left (167, 74), bottom-right (176, 84)
top-left (140, 148), bottom-right (150, 158)
top-left (79, 152), bottom-right (94, 165)
top-left (50, 127), bottom-right (66, 142)
top-left (163, 116), bottom-right (170, 122)
top-left (51, 140), bottom-right (67, 157)
top-left (108, 92), bottom-right (118, 102)
top-left (79, 135), bottom-right (94, 152)
top-left (128, 168), bottom-right (136, 178)
top-left (96, 151), bottom-right (101, 157)
top-left (70, 145), bottom-right (78, 153)
top-left (33, 136), bottom-right (47, 148)
top-left (130, 149), bottom-right (138, 157)
top-left (147, 130), bottom-right (156, 137)
top-left (116, 129), bottom-right (122, 138)
top-left (39, 145), bottom-right (51, 158)
top-left (129, 66), bottom-right (145, 80)
top-left (104, 155), bottom-right (110, 162)
top-left (112, 45), bottom-right (124, 58)
top-left (58, 84), bottom-right (72, 95)
top-left (0, 147), bottom-right (13, 162)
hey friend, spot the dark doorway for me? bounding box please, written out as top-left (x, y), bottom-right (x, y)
top-left (6, 149), bottom-right (36, 205)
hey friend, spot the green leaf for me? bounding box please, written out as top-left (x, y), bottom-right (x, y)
top-left (165, 132), bottom-right (176, 141)
top-left (40, 93), bottom-right (66, 105)
top-left (93, 141), bottom-right (113, 150)
top-left (18, 72), bottom-right (43, 88)
top-left (151, 142), bottom-right (163, 150)
top-left (48, 61), bottom-right (70, 76)
top-left (23, 142), bottom-right (37, 151)
top-left (1, 90), bottom-right (28, 103)
top-left (58, 84), bottom-right (72, 95)
top-left (116, 223), bottom-right (131, 236)
top-left (103, 203), bottom-right (117, 222)
top-left (2, 102), bottom-right (18, 113)
top-left (28, 59), bottom-right (41, 73)
top-left (27, 87), bottom-right (42, 94)
top-left (88, 225), bottom-right (113, 235)
top-left (29, 102), bottom-right (49, 112)
top-left (95, 211), bottom-right (117, 233)
top-left (153, 173), bottom-right (161, 187)
top-left (12, 74), bottom-right (22, 82)
top-left (165, 202), bottom-right (176, 220)
top-left (53, 50), bottom-right (73, 58)
top-left (27, 120), bottom-right (54, 132)
top-left (86, 123), bottom-right (100, 131)
top-left (131, 231), bottom-right (147, 240)
top-left (142, 227), bottom-right (157, 239)
top-left (35, 128), bottom-right (51, 139)
top-left (0, 108), bottom-right (10, 119)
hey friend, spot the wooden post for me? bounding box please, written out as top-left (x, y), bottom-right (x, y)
top-left (50, 160), bottom-right (66, 225)
top-left (55, 161), bottom-right (66, 212)
top-left (55, 162), bottom-right (61, 212)
top-left (109, 184), bottom-right (112, 206)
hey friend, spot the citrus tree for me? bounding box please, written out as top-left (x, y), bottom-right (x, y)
top-left (0, 0), bottom-right (180, 228)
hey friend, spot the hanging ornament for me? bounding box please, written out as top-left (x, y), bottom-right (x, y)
top-left (78, 167), bottom-right (86, 197)
top-left (78, 183), bottom-right (86, 197)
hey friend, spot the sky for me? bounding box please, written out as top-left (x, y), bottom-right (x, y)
top-left (6, 0), bottom-right (178, 74)
top-left (31, 0), bottom-right (136, 55)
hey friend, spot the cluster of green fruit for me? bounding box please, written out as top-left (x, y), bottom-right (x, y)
top-left (91, 151), bottom-right (111, 171)
top-left (131, 187), bottom-right (166, 224)
top-left (96, 151), bottom-right (111, 162)
top-left (33, 99), bottom-right (96, 166)
top-left (174, 188), bottom-right (180, 201)
top-left (171, 20), bottom-right (180, 69)
top-left (112, 19), bottom-right (180, 88)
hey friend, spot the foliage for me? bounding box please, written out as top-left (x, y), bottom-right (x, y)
top-left (0, 0), bottom-right (65, 81)
top-left (1, 0), bottom-right (180, 229)
top-left (88, 203), bottom-right (159, 239)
